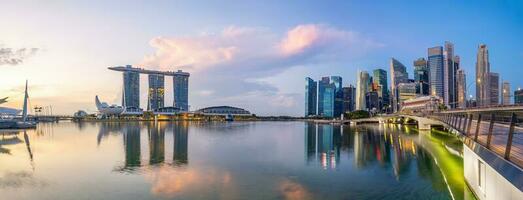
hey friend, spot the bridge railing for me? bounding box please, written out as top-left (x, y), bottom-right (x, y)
top-left (432, 112), bottom-right (523, 168)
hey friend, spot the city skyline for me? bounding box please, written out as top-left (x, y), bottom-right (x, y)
top-left (1, 1), bottom-right (523, 116)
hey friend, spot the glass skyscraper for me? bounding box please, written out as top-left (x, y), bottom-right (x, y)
top-left (173, 72), bottom-right (189, 111)
top-left (356, 71), bottom-right (370, 110)
top-left (428, 46), bottom-right (444, 99)
top-left (390, 58), bottom-right (408, 112)
top-left (443, 41), bottom-right (456, 108)
top-left (413, 58), bottom-right (429, 96)
top-left (322, 85), bottom-right (335, 117)
top-left (515, 88), bottom-right (523, 104)
top-left (123, 66), bottom-right (140, 109)
top-left (305, 77), bottom-right (317, 116)
top-left (148, 74), bottom-right (165, 110)
top-left (373, 69), bottom-right (389, 106)
top-left (502, 81), bottom-right (511, 105)
top-left (330, 76), bottom-right (343, 118)
top-left (342, 85), bottom-right (356, 113)
top-left (456, 69), bottom-right (467, 108)
top-left (489, 72), bottom-right (499, 105)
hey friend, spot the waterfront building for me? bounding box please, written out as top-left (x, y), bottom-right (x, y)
top-left (456, 69), bottom-right (467, 108)
top-left (443, 42), bottom-right (460, 108)
top-left (330, 76), bottom-right (344, 118)
top-left (390, 58), bottom-right (408, 112)
top-left (365, 91), bottom-right (380, 111)
top-left (428, 46), bottom-right (444, 100)
top-left (108, 65), bottom-right (190, 111)
top-left (502, 81), bottom-right (511, 105)
top-left (173, 72), bottom-right (189, 111)
top-left (122, 65), bottom-right (140, 109)
top-left (148, 74), bottom-right (165, 110)
top-left (356, 71), bottom-right (370, 110)
top-left (476, 44), bottom-right (490, 107)
top-left (305, 77), bottom-right (318, 116)
top-left (401, 96), bottom-right (442, 114)
top-left (397, 82), bottom-right (417, 110)
top-left (321, 84), bottom-right (336, 117)
top-left (414, 58), bottom-right (429, 96)
top-left (342, 85), bottom-right (356, 113)
top-left (515, 88), bottom-right (523, 104)
top-left (196, 106), bottom-right (251, 116)
top-left (489, 72), bottom-right (499, 105)
top-left (318, 77), bottom-right (330, 116)
top-left (373, 69), bottom-right (389, 106)
top-left (453, 55), bottom-right (461, 107)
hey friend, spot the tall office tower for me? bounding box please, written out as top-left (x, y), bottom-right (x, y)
top-left (148, 74), bottom-right (165, 110)
top-left (515, 88), bottom-right (523, 104)
top-left (428, 46), bottom-right (444, 99)
top-left (502, 81), bottom-right (511, 105)
top-left (330, 76), bottom-right (343, 118)
top-left (456, 69), bottom-right (467, 108)
top-left (173, 72), bottom-right (190, 111)
top-left (413, 58), bottom-right (429, 95)
top-left (476, 44), bottom-right (490, 107)
top-left (373, 69), bottom-right (389, 106)
top-left (320, 83), bottom-right (336, 117)
top-left (342, 85), bottom-right (356, 113)
top-left (122, 65), bottom-right (140, 108)
top-left (443, 42), bottom-right (456, 108)
top-left (489, 72), bottom-right (499, 105)
top-left (365, 91), bottom-right (379, 111)
top-left (305, 77), bottom-right (318, 116)
top-left (453, 55), bottom-right (461, 105)
top-left (356, 71), bottom-right (370, 110)
top-left (318, 77), bottom-right (330, 115)
top-left (390, 58), bottom-right (408, 112)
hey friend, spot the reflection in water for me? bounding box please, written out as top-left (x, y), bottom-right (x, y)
top-left (173, 123), bottom-right (188, 165)
top-left (124, 123), bottom-right (141, 168)
top-left (148, 123), bottom-right (165, 165)
top-left (1, 122), bottom-right (473, 200)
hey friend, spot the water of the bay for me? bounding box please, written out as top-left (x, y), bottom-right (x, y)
top-left (0, 121), bottom-right (475, 200)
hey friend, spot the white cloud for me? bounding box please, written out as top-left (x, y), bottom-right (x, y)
top-left (141, 24), bottom-right (383, 116)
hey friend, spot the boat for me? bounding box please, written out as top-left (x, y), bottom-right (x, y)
top-left (0, 81), bottom-right (37, 129)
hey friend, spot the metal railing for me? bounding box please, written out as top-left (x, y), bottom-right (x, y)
top-left (432, 111), bottom-right (523, 168)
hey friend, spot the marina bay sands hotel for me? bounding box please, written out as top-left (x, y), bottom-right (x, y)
top-left (108, 65), bottom-right (190, 111)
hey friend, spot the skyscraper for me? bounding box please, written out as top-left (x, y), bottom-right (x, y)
top-left (476, 44), bottom-right (490, 107)
top-left (330, 76), bottom-right (343, 118)
top-left (456, 69), bottom-right (467, 108)
top-left (413, 58), bottom-right (429, 95)
top-left (489, 72), bottom-right (499, 105)
top-left (397, 82), bottom-right (417, 110)
top-left (515, 88), bottom-right (523, 104)
top-left (356, 71), bottom-right (370, 110)
top-left (321, 84), bottom-right (336, 117)
top-left (173, 72), bottom-right (190, 111)
top-left (342, 85), bottom-right (356, 113)
top-left (148, 74), bottom-right (165, 110)
top-left (305, 77), bottom-right (318, 116)
top-left (318, 77), bottom-right (330, 115)
top-left (373, 69), bottom-right (389, 106)
top-left (502, 81), bottom-right (511, 105)
top-left (443, 42), bottom-right (457, 108)
top-left (365, 91), bottom-right (379, 111)
top-left (428, 46), bottom-right (444, 99)
top-left (453, 55), bottom-right (461, 107)
top-left (390, 58), bottom-right (408, 112)
top-left (122, 65), bottom-right (140, 109)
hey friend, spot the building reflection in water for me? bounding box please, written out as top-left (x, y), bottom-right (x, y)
top-left (102, 122), bottom-right (190, 172)
top-left (173, 123), bottom-right (188, 165)
top-left (304, 123), bottom-right (426, 179)
top-left (304, 123), bottom-right (341, 169)
top-left (124, 123), bottom-right (141, 168)
top-left (148, 123), bottom-right (165, 165)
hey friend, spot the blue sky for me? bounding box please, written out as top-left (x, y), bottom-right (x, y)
top-left (1, 0), bottom-right (522, 116)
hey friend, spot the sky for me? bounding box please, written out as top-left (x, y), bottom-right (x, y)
top-left (1, 0), bottom-right (522, 116)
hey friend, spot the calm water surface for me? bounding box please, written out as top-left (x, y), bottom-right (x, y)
top-left (0, 121), bottom-right (474, 200)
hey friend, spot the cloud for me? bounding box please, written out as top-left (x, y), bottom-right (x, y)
top-left (0, 46), bottom-right (39, 66)
top-left (140, 24), bottom-right (382, 116)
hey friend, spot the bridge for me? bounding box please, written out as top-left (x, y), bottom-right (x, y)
top-left (353, 106), bottom-right (523, 199)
